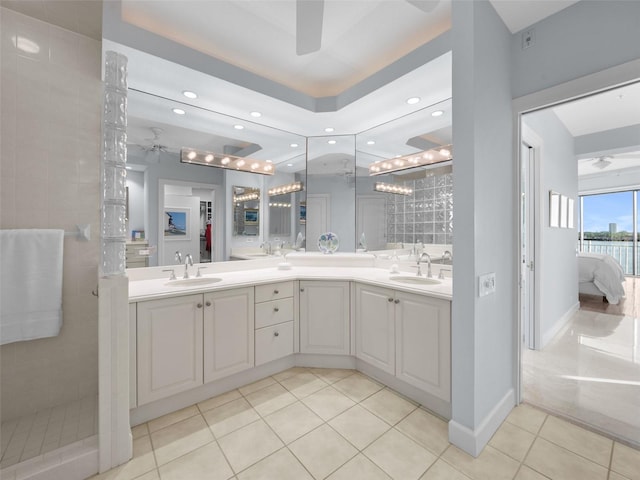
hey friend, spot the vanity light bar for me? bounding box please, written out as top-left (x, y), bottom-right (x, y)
top-left (374, 182), bottom-right (413, 196)
top-left (268, 181), bottom-right (304, 196)
top-left (180, 148), bottom-right (275, 176)
top-left (233, 193), bottom-right (260, 203)
top-left (368, 144), bottom-right (453, 176)
top-left (268, 203), bottom-right (292, 208)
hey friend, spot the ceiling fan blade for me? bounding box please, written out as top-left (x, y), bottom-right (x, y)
top-left (296, 0), bottom-right (324, 55)
top-left (406, 0), bottom-right (440, 13)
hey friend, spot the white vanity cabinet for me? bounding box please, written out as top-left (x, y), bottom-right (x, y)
top-left (355, 283), bottom-right (451, 401)
top-left (254, 281), bottom-right (295, 365)
top-left (203, 287), bottom-right (254, 382)
top-left (299, 280), bottom-right (350, 355)
top-left (136, 294), bottom-right (204, 405)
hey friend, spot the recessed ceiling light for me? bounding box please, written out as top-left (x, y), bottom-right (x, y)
top-left (406, 97), bottom-right (421, 105)
top-left (266, 160), bottom-right (273, 163)
top-left (328, 140), bottom-right (337, 145)
top-left (234, 124), bottom-right (244, 130)
top-left (287, 163), bottom-right (293, 167)
top-left (325, 127), bottom-right (334, 133)
top-left (172, 108), bottom-right (186, 115)
top-left (290, 143), bottom-right (299, 148)
top-left (431, 110), bottom-right (444, 117)
top-left (182, 90), bottom-right (197, 99)
top-left (250, 111), bottom-right (262, 118)
top-left (125, 166), bottom-right (132, 170)
top-left (367, 140), bottom-right (375, 145)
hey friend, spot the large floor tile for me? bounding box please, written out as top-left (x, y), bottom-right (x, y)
top-left (272, 367), bottom-right (311, 382)
top-left (289, 424), bottom-right (358, 479)
top-left (217, 420), bottom-right (284, 473)
top-left (131, 424), bottom-right (148, 440)
top-left (238, 377), bottom-right (276, 396)
top-left (263, 401), bottom-right (323, 444)
top-left (202, 397), bottom-right (260, 438)
top-left (504, 404), bottom-right (547, 435)
top-left (333, 373), bottom-right (384, 402)
top-left (488, 421), bottom-right (536, 462)
top-left (329, 405), bottom-right (390, 450)
top-left (360, 388), bottom-right (417, 425)
top-left (523, 437), bottom-right (608, 480)
top-left (147, 405), bottom-right (199, 433)
top-left (301, 385), bottom-right (356, 421)
top-left (244, 383), bottom-right (297, 417)
top-left (364, 428), bottom-right (437, 480)
top-left (611, 442), bottom-right (640, 480)
top-left (513, 466), bottom-right (551, 480)
top-left (308, 368), bottom-right (356, 384)
top-left (87, 435), bottom-right (156, 480)
top-left (538, 415), bottom-right (613, 467)
top-left (419, 459), bottom-right (471, 480)
top-left (158, 442), bottom-right (234, 480)
top-left (237, 447), bottom-right (313, 480)
top-left (327, 453), bottom-right (392, 480)
top-left (441, 445), bottom-right (520, 480)
top-left (396, 408), bottom-right (450, 456)
top-left (278, 372), bottom-right (328, 399)
top-left (150, 414), bottom-right (214, 466)
top-left (197, 389), bottom-right (242, 413)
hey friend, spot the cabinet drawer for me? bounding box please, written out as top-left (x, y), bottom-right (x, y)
top-left (255, 298), bottom-right (294, 329)
top-left (255, 281), bottom-right (294, 303)
top-left (255, 321), bottom-right (293, 366)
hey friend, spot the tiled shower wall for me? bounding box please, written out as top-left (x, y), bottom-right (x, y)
top-left (0, 9), bottom-right (102, 420)
top-left (386, 170), bottom-right (453, 245)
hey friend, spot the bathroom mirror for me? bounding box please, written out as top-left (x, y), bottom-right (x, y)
top-left (125, 89), bottom-right (305, 266)
top-left (354, 99), bottom-right (453, 253)
top-left (232, 186), bottom-right (261, 236)
top-left (306, 135), bottom-right (356, 252)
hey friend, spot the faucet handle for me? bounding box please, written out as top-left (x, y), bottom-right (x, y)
top-left (196, 266), bottom-right (207, 278)
top-left (162, 269), bottom-right (176, 281)
top-left (438, 268), bottom-right (452, 280)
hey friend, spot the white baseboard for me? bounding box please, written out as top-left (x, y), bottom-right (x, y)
top-left (541, 301), bottom-right (579, 349)
top-left (448, 388), bottom-right (514, 457)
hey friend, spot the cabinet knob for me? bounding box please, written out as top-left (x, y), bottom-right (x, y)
top-left (197, 303), bottom-right (203, 308)
top-left (274, 289), bottom-right (279, 295)
top-left (205, 301), bottom-right (212, 307)
top-left (274, 331), bottom-right (279, 337)
top-left (388, 298), bottom-right (394, 302)
top-left (394, 299), bottom-right (400, 304)
top-left (300, 288), bottom-right (305, 292)
top-left (274, 307), bottom-right (279, 312)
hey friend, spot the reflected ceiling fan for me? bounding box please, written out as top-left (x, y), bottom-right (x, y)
top-left (296, 0), bottom-right (440, 55)
top-left (593, 156), bottom-right (613, 170)
top-left (133, 127), bottom-right (173, 163)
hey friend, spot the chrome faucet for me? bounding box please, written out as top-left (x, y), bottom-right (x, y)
top-left (174, 250), bottom-right (183, 264)
top-left (417, 252), bottom-right (432, 278)
top-left (442, 250), bottom-right (452, 264)
top-left (183, 253), bottom-right (193, 279)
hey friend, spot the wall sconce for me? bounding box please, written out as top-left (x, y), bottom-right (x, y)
top-left (268, 181), bottom-right (304, 196)
top-left (233, 192), bottom-right (260, 203)
top-left (374, 182), bottom-right (413, 196)
top-left (369, 145), bottom-right (452, 176)
top-left (181, 148), bottom-right (275, 175)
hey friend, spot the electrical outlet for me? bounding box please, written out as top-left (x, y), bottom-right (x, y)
top-left (479, 273), bottom-right (496, 297)
top-left (522, 29), bottom-right (534, 49)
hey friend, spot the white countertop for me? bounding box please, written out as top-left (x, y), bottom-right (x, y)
top-left (129, 265), bottom-right (452, 303)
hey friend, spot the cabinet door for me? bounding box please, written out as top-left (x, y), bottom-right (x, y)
top-left (395, 291), bottom-right (451, 401)
top-left (354, 283), bottom-right (395, 375)
top-left (203, 287), bottom-right (255, 383)
top-left (299, 281), bottom-right (350, 355)
top-left (137, 294), bottom-right (203, 405)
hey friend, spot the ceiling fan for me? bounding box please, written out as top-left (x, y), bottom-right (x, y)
top-left (132, 127), bottom-right (173, 163)
top-left (296, 0), bottom-right (440, 55)
top-left (593, 156), bottom-right (613, 170)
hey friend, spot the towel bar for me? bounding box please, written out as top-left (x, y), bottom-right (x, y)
top-left (64, 224), bottom-right (91, 241)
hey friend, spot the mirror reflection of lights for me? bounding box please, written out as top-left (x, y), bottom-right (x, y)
top-left (369, 145), bottom-right (453, 176)
top-left (180, 148), bottom-right (275, 175)
top-left (374, 182), bottom-right (413, 196)
top-left (12, 35), bottom-right (40, 54)
top-left (268, 181), bottom-right (304, 196)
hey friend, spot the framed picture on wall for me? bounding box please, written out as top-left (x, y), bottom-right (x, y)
top-left (567, 197), bottom-right (575, 228)
top-left (164, 207), bottom-right (190, 240)
top-left (549, 191), bottom-right (560, 228)
top-left (299, 203), bottom-right (306, 225)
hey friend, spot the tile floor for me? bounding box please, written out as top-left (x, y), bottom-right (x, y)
top-left (522, 303), bottom-right (640, 447)
top-left (87, 368), bottom-right (639, 480)
top-left (0, 395), bottom-right (98, 468)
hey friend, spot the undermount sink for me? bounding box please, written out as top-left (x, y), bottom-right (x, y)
top-left (389, 275), bottom-right (440, 286)
top-left (165, 277), bottom-right (223, 287)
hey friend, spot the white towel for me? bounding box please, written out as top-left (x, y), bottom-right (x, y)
top-left (1, 229), bottom-right (64, 345)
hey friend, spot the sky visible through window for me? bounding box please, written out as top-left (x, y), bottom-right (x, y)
top-left (582, 191), bottom-right (633, 233)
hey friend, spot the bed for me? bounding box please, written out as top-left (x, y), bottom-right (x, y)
top-left (578, 252), bottom-right (625, 304)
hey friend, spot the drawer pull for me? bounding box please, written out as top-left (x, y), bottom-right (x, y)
top-left (274, 307), bottom-right (279, 312)
top-left (394, 299), bottom-right (400, 304)
top-left (274, 289), bottom-right (279, 294)
top-left (205, 301), bottom-right (212, 307)
top-left (388, 298), bottom-right (394, 302)
top-left (197, 303), bottom-right (203, 309)
top-left (274, 331), bottom-right (279, 337)
top-left (300, 287), bottom-right (305, 292)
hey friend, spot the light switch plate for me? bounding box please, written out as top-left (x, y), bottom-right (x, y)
top-left (479, 273), bottom-right (496, 297)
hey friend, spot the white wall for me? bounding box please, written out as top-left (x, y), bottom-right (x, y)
top-left (126, 170), bottom-right (145, 238)
top-left (450, 0), bottom-right (516, 454)
top-left (0, 9), bottom-right (102, 420)
top-left (523, 110), bottom-right (579, 347)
